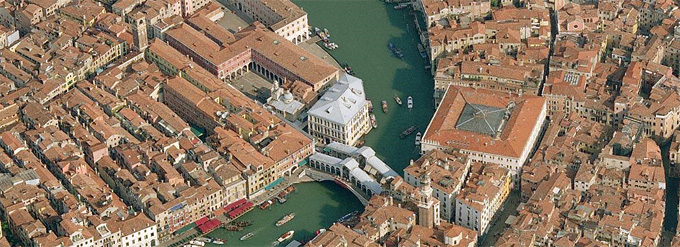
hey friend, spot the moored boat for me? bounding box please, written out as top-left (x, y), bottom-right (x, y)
top-left (338, 211), bottom-right (358, 223)
top-left (278, 230), bottom-right (295, 243)
top-left (400, 125), bottom-right (418, 138)
top-left (276, 213), bottom-right (296, 227)
top-left (407, 96), bottom-right (413, 109)
top-left (370, 114), bottom-right (377, 128)
top-left (240, 232), bottom-right (254, 241)
top-left (211, 239), bottom-right (226, 245)
top-left (259, 200), bottom-right (273, 210)
top-left (344, 65), bottom-right (354, 75)
top-left (226, 225), bottom-right (242, 231)
top-left (381, 100), bottom-right (388, 113)
top-left (195, 237), bottom-right (211, 242)
top-left (415, 132), bottom-right (421, 145)
top-left (394, 96), bottom-right (402, 105)
top-left (394, 3), bottom-right (408, 9)
top-left (367, 100), bottom-right (374, 113)
top-left (417, 44), bottom-right (427, 59)
top-left (189, 240), bottom-right (205, 246)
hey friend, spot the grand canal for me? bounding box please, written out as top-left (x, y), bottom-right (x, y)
top-left (206, 182), bottom-right (364, 246)
top-left (208, 0), bottom-right (434, 245)
top-left (296, 0), bottom-right (436, 173)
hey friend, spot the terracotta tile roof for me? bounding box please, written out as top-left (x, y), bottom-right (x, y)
top-left (423, 86), bottom-right (545, 158)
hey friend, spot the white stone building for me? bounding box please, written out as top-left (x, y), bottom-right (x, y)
top-left (308, 74), bottom-right (371, 146)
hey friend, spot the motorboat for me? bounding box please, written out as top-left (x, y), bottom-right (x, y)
top-left (381, 100), bottom-right (388, 113)
top-left (370, 114), bottom-right (377, 128)
top-left (394, 96), bottom-right (402, 105)
top-left (417, 44), bottom-right (428, 59)
top-left (240, 232), bottom-right (255, 241)
top-left (189, 240), bottom-right (205, 246)
top-left (276, 213), bottom-right (296, 227)
top-left (407, 96), bottom-right (413, 109)
top-left (415, 132), bottom-right (421, 145)
top-left (278, 230), bottom-right (295, 243)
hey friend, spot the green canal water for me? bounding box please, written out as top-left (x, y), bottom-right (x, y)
top-left (208, 1), bottom-right (435, 245)
top-left (296, 0), bottom-right (436, 173)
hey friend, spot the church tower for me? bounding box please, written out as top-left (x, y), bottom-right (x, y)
top-left (131, 13), bottom-right (148, 51)
top-left (417, 172), bottom-right (441, 228)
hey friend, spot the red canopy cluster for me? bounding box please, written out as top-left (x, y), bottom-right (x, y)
top-left (223, 198), bottom-right (247, 212)
top-left (197, 219), bottom-right (221, 233)
top-left (195, 216), bottom-right (209, 227)
top-left (227, 201), bottom-right (254, 219)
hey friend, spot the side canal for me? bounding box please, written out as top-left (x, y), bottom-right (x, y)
top-left (208, 0), bottom-right (434, 245)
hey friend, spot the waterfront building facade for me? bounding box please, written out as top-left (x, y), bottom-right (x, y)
top-left (165, 19), bottom-right (338, 89)
top-left (224, 0), bottom-right (310, 43)
top-left (308, 74), bottom-right (371, 146)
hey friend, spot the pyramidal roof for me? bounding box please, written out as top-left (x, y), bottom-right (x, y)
top-left (308, 74), bottom-right (367, 125)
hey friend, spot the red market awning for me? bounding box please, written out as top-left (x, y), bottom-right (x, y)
top-left (223, 198), bottom-right (247, 212)
top-left (197, 219), bottom-right (221, 233)
top-left (195, 216), bottom-right (209, 226)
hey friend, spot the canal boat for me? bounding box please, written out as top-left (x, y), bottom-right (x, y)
top-left (226, 225), bottom-right (243, 231)
top-left (235, 220), bottom-right (253, 227)
top-left (394, 96), bottom-right (402, 105)
top-left (388, 43), bottom-right (404, 58)
top-left (395, 48), bottom-right (404, 58)
top-left (189, 240), bottom-right (205, 246)
top-left (338, 211), bottom-right (358, 223)
top-left (417, 44), bottom-right (428, 59)
top-left (407, 96), bottom-right (413, 109)
top-left (370, 114), bottom-right (377, 128)
top-left (240, 232), bottom-right (255, 241)
top-left (400, 125), bottom-right (418, 138)
top-left (344, 65), bottom-right (355, 75)
top-left (286, 186), bottom-right (296, 193)
top-left (195, 237), bottom-right (211, 242)
top-left (415, 132), bottom-right (421, 145)
top-left (394, 3), bottom-right (408, 9)
top-left (278, 230), bottom-right (295, 243)
top-left (323, 42), bottom-right (338, 50)
top-left (381, 100), bottom-right (388, 113)
top-left (259, 200), bottom-right (273, 210)
top-left (276, 213), bottom-right (296, 227)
